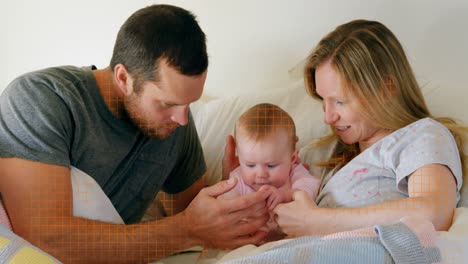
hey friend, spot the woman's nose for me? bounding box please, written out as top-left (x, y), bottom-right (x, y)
top-left (324, 109), bottom-right (339, 125)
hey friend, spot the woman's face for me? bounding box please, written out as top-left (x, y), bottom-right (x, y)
top-left (315, 61), bottom-right (389, 151)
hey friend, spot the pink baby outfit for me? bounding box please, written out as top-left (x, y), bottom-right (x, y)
top-left (219, 163), bottom-right (321, 232)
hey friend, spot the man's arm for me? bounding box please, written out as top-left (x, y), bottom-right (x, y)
top-left (157, 176), bottom-right (206, 216)
top-left (0, 158), bottom-right (270, 263)
top-left (0, 158), bottom-right (201, 263)
top-left (274, 164), bottom-right (457, 237)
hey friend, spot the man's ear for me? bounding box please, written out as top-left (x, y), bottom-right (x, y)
top-left (113, 64), bottom-right (134, 96)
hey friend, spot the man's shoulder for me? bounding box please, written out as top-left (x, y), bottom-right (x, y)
top-left (12, 65), bottom-right (89, 89)
top-left (3, 65), bottom-right (96, 106)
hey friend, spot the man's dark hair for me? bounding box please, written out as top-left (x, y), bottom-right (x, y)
top-left (110, 4), bottom-right (208, 90)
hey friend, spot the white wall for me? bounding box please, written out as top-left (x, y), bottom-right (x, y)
top-left (1, 0), bottom-right (467, 99)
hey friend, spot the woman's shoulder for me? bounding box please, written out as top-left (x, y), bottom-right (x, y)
top-left (378, 117), bottom-right (460, 168)
top-left (407, 117), bottom-right (449, 132)
top-left (388, 117), bottom-right (453, 143)
top-left (386, 117), bottom-right (463, 195)
top-left (374, 117), bottom-right (458, 163)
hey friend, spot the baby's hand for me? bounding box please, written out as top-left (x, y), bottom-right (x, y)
top-left (266, 187), bottom-right (284, 210)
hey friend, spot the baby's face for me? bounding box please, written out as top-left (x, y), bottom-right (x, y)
top-left (236, 130), bottom-right (295, 191)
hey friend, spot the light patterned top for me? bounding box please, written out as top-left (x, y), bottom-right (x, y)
top-left (317, 118), bottom-right (463, 208)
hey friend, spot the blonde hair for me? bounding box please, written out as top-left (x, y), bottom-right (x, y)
top-left (235, 103), bottom-right (296, 152)
top-left (304, 19), bottom-right (468, 174)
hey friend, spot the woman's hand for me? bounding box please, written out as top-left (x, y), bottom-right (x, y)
top-left (273, 190), bottom-right (322, 237)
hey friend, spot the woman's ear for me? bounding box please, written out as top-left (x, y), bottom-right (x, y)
top-left (113, 64), bottom-right (134, 96)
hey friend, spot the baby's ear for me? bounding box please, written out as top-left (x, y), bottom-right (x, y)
top-left (232, 136), bottom-right (239, 155)
top-left (292, 148), bottom-right (299, 163)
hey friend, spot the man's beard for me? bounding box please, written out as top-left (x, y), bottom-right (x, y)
top-left (122, 95), bottom-right (179, 139)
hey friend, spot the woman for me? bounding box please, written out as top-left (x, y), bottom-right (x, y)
top-left (270, 19), bottom-right (468, 237)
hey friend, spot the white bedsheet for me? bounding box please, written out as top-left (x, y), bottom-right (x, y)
top-left (71, 166), bottom-right (124, 224)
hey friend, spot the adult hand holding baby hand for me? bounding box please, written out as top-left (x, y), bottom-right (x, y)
top-left (273, 190), bottom-right (322, 237)
top-left (265, 186), bottom-right (290, 210)
top-left (181, 177), bottom-right (271, 249)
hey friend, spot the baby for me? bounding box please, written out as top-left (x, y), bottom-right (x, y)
top-left (219, 103), bottom-right (321, 238)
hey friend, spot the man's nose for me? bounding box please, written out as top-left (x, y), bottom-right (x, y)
top-left (171, 105), bottom-right (189, 126)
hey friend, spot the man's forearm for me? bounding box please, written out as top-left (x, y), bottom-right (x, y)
top-left (159, 176), bottom-right (206, 216)
top-left (314, 196), bottom-right (454, 235)
top-left (27, 212), bottom-right (198, 264)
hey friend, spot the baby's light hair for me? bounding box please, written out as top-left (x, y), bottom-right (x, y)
top-left (235, 103), bottom-right (296, 152)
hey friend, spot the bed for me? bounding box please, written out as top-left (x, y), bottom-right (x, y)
top-left (1, 64), bottom-right (467, 263)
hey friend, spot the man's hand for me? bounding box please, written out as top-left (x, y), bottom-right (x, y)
top-left (181, 178), bottom-right (270, 249)
top-left (222, 135), bottom-right (239, 180)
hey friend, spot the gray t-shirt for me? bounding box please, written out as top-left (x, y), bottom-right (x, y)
top-left (0, 66), bottom-right (206, 223)
top-left (317, 117), bottom-right (463, 208)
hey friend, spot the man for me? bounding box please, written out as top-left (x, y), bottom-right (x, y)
top-left (0, 5), bottom-right (269, 263)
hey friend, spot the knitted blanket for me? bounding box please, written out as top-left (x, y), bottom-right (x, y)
top-left (219, 217), bottom-right (441, 264)
top-left (0, 224), bottom-right (61, 263)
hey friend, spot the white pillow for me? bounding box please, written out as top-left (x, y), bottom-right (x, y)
top-left (191, 79), bottom-right (328, 185)
top-left (287, 58), bottom-right (307, 81)
top-left (448, 207), bottom-right (468, 234)
top-left (437, 207), bottom-right (468, 263)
